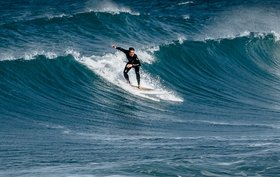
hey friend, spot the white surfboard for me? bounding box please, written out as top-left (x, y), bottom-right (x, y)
top-left (130, 85), bottom-right (154, 91)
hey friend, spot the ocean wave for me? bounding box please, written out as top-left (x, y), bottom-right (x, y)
top-left (154, 32), bottom-right (280, 110)
top-left (200, 6), bottom-right (280, 41)
top-left (66, 49), bottom-right (183, 102)
top-left (2, 1), bottom-right (280, 176)
top-left (0, 1), bottom-right (139, 27)
top-left (0, 49), bottom-right (184, 104)
top-left (1, 31), bottom-right (280, 106)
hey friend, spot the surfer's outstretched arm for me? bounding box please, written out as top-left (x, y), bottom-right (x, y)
top-left (112, 45), bottom-right (128, 53)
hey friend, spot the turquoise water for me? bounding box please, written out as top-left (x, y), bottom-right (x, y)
top-left (1, 0), bottom-right (280, 176)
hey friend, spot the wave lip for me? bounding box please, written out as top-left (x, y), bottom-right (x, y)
top-left (0, 50), bottom-right (58, 61)
top-left (87, 0), bottom-right (140, 15)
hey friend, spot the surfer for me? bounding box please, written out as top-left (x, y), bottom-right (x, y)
top-left (112, 45), bottom-right (141, 88)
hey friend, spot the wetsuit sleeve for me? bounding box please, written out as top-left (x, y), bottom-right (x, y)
top-left (116, 47), bottom-right (128, 54)
top-left (132, 55), bottom-right (141, 67)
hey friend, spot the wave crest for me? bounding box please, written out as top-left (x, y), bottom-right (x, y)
top-left (86, 0), bottom-right (140, 15)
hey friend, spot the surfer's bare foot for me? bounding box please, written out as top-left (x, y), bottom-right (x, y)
top-left (138, 85), bottom-right (140, 89)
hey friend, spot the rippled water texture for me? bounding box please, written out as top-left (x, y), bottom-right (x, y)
top-left (1, 0), bottom-right (280, 176)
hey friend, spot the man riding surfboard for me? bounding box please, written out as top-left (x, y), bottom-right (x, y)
top-left (112, 45), bottom-right (141, 88)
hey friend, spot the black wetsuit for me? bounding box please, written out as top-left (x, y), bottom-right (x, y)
top-left (116, 47), bottom-right (141, 85)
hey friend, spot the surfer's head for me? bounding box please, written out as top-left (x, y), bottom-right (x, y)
top-left (129, 47), bottom-right (135, 57)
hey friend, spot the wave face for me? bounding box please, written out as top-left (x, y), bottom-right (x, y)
top-left (1, 0), bottom-right (280, 176)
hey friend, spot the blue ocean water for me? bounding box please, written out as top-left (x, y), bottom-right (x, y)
top-left (1, 0), bottom-right (280, 176)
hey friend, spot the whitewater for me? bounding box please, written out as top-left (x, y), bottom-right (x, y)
top-left (1, 0), bottom-right (280, 176)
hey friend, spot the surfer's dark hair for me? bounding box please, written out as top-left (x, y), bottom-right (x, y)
top-left (129, 47), bottom-right (134, 51)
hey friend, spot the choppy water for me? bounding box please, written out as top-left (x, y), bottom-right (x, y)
top-left (1, 0), bottom-right (280, 176)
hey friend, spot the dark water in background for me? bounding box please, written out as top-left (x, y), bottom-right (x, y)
top-left (1, 0), bottom-right (280, 176)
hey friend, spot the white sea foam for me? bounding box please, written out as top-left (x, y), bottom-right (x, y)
top-left (46, 13), bottom-right (70, 20)
top-left (178, 1), bottom-right (193, 5)
top-left (136, 49), bottom-right (156, 64)
top-left (66, 49), bottom-right (183, 102)
top-left (271, 31), bottom-right (280, 41)
top-left (177, 35), bottom-right (187, 44)
top-left (217, 160), bottom-right (244, 166)
top-left (87, 0), bottom-right (139, 15)
top-left (0, 50), bottom-right (58, 61)
top-left (0, 54), bottom-right (16, 61)
top-left (182, 14), bottom-right (190, 20)
top-left (146, 45), bottom-right (160, 53)
top-left (23, 50), bottom-right (58, 60)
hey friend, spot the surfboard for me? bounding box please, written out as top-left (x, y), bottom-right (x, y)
top-left (131, 85), bottom-right (154, 91)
